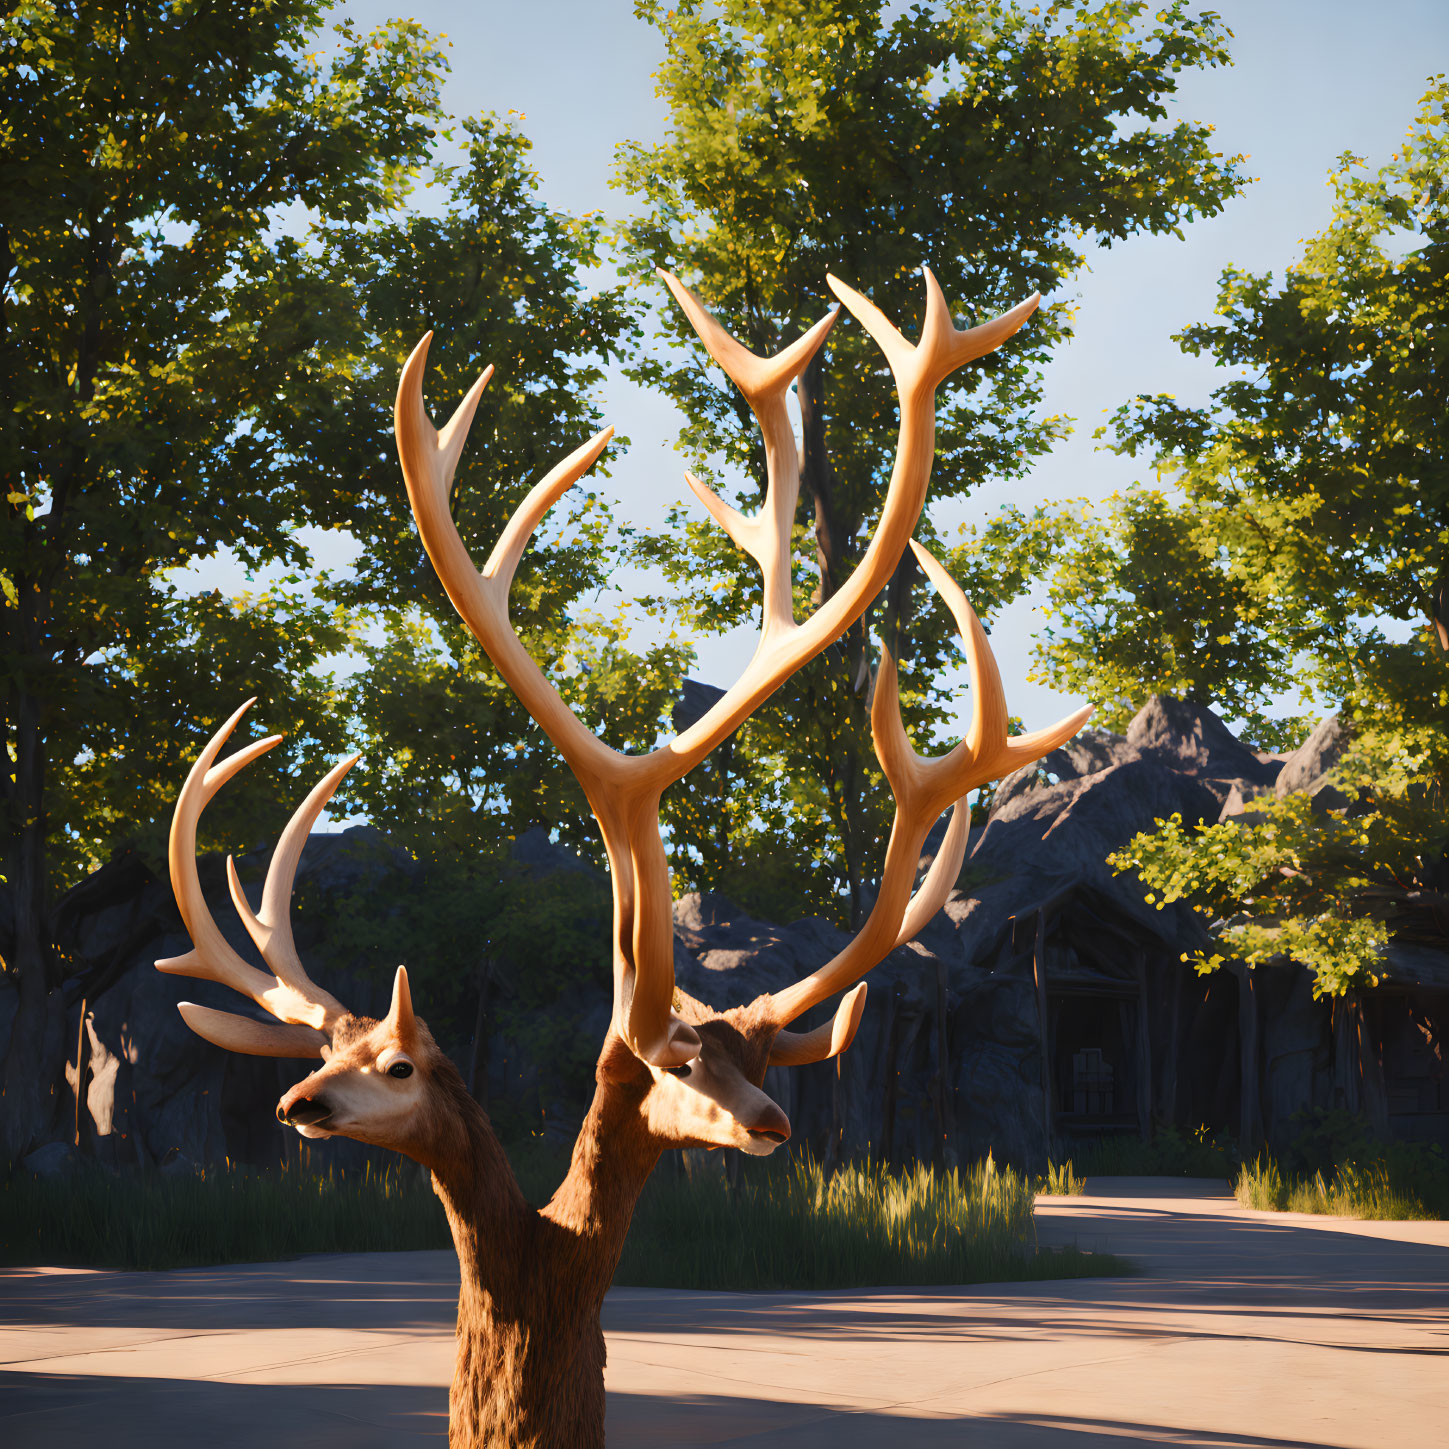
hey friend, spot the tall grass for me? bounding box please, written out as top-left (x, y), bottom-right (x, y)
top-left (3, 1150), bottom-right (1122, 1286)
top-left (1236, 1152), bottom-right (1448, 1220)
top-left (1039, 1159), bottom-right (1086, 1196)
top-left (0, 1160), bottom-right (450, 1271)
top-left (616, 1152), bottom-right (1117, 1289)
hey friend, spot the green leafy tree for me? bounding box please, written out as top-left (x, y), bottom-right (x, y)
top-left (303, 115), bottom-right (684, 867)
top-left (1025, 487), bottom-right (1304, 745)
top-left (1084, 82), bottom-right (1449, 995)
top-left (0, 0), bottom-right (449, 1157)
top-left (615, 0), bottom-right (1243, 920)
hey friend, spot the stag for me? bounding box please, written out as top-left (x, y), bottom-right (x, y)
top-left (157, 266), bottom-right (1089, 1447)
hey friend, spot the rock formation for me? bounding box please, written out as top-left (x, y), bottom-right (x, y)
top-left (6, 696), bottom-right (1444, 1174)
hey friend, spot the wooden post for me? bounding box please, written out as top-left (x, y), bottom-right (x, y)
top-left (1356, 996), bottom-right (1390, 1137)
top-left (1236, 964), bottom-right (1260, 1150)
top-left (1033, 912), bottom-right (1054, 1145)
top-left (1135, 951), bottom-right (1152, 1142)
top-left (1161, 963), bottom-right (1181, 1127)
top-left (933, 955), bottom-right (958, 1169)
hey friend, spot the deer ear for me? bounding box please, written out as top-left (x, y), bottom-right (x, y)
top-left (383, 965), bottom-right (420, 1049)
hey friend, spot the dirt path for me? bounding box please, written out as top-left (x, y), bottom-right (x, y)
top-left (2, 1177), bottom-right (1445, 1446)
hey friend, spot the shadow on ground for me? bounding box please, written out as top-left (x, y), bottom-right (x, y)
top-left (1, 1375), bottom-right (1354, 1449)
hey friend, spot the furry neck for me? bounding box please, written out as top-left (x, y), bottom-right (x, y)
top-left (540, 1073), bottom-right (661, 1276)
top-left (424, 1061), bottom-right (659, 1449)
top-left (424, 1066), bottom-right (530, 1285)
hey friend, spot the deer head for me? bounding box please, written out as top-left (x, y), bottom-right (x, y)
top-left (392, 265), bottom-right (1091, 1157)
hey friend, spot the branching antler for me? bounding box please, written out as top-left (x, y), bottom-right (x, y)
top-left (155, 699), bottom-right (357, 1058)
top-left (394, 267), bottom-right (1071, 1073)
top-left (767, 541), bottom-right (1092, 1038)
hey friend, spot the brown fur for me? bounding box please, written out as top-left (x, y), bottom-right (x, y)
top-left (328, 992), bottom-right (777, 1448)
top-left (269, 984), bottom-right (786, 1447)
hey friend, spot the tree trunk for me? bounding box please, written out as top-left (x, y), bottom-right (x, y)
top-left (1235, 963), bottom-right (1261, 1151)
top-left (1429, 564), bottom-right (1449, 654)
top-left (466, 956), bottom-right (495, 1107)
top-left (798, 353), bottom-right (875, 926)
top-left (1, 674), bottom-right (62, 1163)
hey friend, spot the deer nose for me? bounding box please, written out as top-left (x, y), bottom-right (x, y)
top-left (278, 1097), bottom-right (332, 1127)
top-left (748, 1097), bottom-right (791, 1144)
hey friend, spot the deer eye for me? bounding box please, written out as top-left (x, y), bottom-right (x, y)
top-left (387, 1060), bottom-right (414, 1079)
top-left (666, 1062), bottom-right (692, 1079)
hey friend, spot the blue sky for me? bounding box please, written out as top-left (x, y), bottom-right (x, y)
top-left (226, 1), bottom-right (1449, 739)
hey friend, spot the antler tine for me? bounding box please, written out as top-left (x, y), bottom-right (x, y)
top-left (770, 555), bottom-right (1090, 1029)
top-left (912, 540), bottom-right (1092, 785)
top-left (663, 271), bottom-right (834, 644)
top-left (157, 701), bottom-right (343, 1033)
top-left (397, 334), bottom-right (619, 783)
top-left (770, 981), bottom-right (868, 1067)
top-left (177, 1002), bottom-right (328, 1059)
top-left (827, 268), bottom-right (1040, 399)
top-left (658, 269), bottom-right (838, 414)
top-left (225, 752), bottom-right (358, 1022)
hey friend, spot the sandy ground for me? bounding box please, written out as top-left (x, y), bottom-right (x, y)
top-left (2, 1177), bottom-right (1446, 1447)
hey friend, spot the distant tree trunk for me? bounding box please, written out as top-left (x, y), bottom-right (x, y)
top-left (2, 663), bottom-right (62, 1163)
top-left (1160, 964), bottom-right (1181, 1126)
top-left (1356, 996), bottom-right (1390, 1137)
top-left (467, 955), bottom-right (495, 1107)
top-left (932, 954), bottom-right (958, 1169)
top-left (798, 353), bottom-right (875, 926)
top-left (1235, 963), bottom-right (1261, 1150)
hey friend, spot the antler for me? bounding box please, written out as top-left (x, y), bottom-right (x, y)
top-left (394, 269), bottom-right (1045, 1070)
top-left (156, 699), bottom-right (357, 1058)
top-left (767, 543), bottom-right (1092, 1038)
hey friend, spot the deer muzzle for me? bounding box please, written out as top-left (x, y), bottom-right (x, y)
top-left (277, 1096), bottom-right (333, 1128)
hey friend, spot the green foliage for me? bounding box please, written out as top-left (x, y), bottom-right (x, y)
top-left (1070, 1124), bottom-right (1239, 1178)
top-left (1047, 82), bottom-right (1449, 994)
top-left (617, 0), bottom-right (1242, 918)
top-left (295, 111), bottom-right (680, 865)
top-left (1029, 489), bottom-right (1302, 744)
top-left (1111, 722), bottom-right (1449, 996)
top-left (1056, 78), bottom-right (1449, 737)
top-left (2, 0), bottom-right (447, 892)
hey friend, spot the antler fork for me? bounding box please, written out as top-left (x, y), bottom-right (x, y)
top-left (155, 698), bottom-right (358, 1058)
top-left (395, 267), bottom-right (1078, 1072)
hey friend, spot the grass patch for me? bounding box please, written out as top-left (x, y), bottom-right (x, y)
top-left (1070, 1125), bottom-right (1239, 1179)
top-left (1232, 1110), bottom-right (1449, 1221)
top-left (1039, 1159), bottom-right (1086, 1196)
top-left (0, 1160), bottom-right (450, 1272)
top-left (3, 1149), bottom-right (1123, 1286)
top-left (615, 1152), bottom-right (1122, 1289)
top-left (1235, 1146), bottom-right (1449, 1221)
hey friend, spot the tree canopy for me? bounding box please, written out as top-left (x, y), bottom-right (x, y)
top-left (1080, 80), bottom-right (1449, 995)
top-left (0, 0), bottom-right (652, 1157)
top-left (615, 0), bottom-right (1243, 919)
